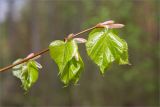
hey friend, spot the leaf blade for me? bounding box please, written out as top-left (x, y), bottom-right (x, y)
top-left (86, 28), bottom-right (129, 74)
top-left (49, 39), bottom-right (84, 85)
top-left (12, 59), bottom-right (41, 91)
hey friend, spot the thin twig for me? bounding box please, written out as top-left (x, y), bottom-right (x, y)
top-left (0, 48), bottom-right (49, 72)
top-left (0, 26), bottom-right (97, 72)
top-left (74, 26), bottom-right (96, 37)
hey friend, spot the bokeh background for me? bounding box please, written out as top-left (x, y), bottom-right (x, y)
top-left (0, 0), bottom-right (159, 107)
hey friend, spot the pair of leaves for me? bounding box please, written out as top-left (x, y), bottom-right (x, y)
top-left (86, 28), bottom-right (129, 74)
top-left (12, 59), bottom-right (42, 91)
top-left (49, 39), bottom-right (84, 85)
top-left (49, 28), bottom-right (129, 85)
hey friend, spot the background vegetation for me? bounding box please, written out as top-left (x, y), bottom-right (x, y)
top-left (0, 0), bottom-right (159, 106)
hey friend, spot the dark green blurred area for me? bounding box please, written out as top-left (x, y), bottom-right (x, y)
top-left (0, 0), bottom-right (159, 106)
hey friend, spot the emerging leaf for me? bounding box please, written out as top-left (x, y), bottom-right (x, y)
top-left (86, 28), bottom-right (129, 74)
top-left (12, 59), bottom-right (41, 91)
top-left (49, 39), bottom-right (84, 85)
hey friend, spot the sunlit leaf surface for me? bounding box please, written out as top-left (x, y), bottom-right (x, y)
top-left (49, 40), bottom-right (84, 85)
top-left (86, 28), bottom-right (129, 74)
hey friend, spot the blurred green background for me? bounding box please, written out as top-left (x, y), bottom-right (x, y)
top-left (0, 0), bottom-right (159, 106)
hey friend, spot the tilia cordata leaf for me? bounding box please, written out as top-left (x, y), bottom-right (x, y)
top-left (12, 59), bottom-right (42, 91)
top-left (49, 39), bottom-right (84, 86)
top-left (86, 28), bottom-right (129, 74)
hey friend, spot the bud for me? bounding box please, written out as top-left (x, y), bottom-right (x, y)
top-left (26, 53), bottom-right (34, 59)
top-left (107, 24), bottom-right (125, 29)
top-left (26, 53), bottom-right (41, 60)
top-left (74, 38), bottom-right (87, 43)
top-left (67, 33), bottom-right (75, 40)
top-left (101, 20), bottom-right (115, 25)
top-left (96, 20), bottom-right (125, 29)
top-left (95, 23), bottom-right (106, 28)
top-left (96, 20), bottom-right (115, 28)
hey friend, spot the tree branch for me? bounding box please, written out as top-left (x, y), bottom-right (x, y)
top-left (0, 26), bottom-right (96, 72)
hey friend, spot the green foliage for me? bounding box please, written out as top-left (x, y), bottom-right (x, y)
top-left (12, 27), bottom-right (129, 90)
top-left (49, 40), bottom-right (84, 85)
top-left (12, 59), bottom-right (42, 91)
top-left (86, 28), bottom-right (129, 74)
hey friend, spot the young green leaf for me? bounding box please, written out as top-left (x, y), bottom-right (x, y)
top-left (86, 28), bottom-right (129, 74)
top-left (60, 53), bottom-right (84, 85)
top-left (12, 59), bottom-right (41, 91)
top-left (49, 39), bottom-right (84, 85)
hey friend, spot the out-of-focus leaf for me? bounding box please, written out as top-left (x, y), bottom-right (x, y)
top-left (12, 59), bottom-right (25, 79)
top-left (86, 28), bottom-right (129, 74)
top-left (12, 59), bottom-right (41, 91)
top-left (49, 40), bottom-right (84, 85)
